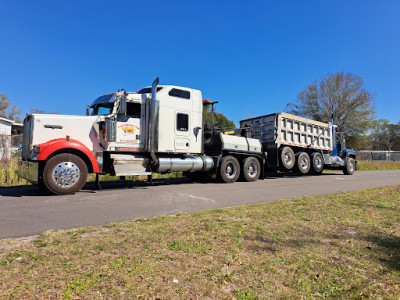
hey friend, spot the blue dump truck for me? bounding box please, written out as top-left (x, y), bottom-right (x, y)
top-left (239, 112), bottom-right (356, 175)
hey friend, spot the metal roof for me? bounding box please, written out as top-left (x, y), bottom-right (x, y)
top-left (0, 117), bottom-right (23, 126)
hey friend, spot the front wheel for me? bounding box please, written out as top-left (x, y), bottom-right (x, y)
top-left (43, 153), bottom-right (88, 195)
top-left (218, 155), bottom-right (240, 183)
top-left (241, 156), bottom-right (261, 182)
top-left (343, 158), bottom-right (355, 175)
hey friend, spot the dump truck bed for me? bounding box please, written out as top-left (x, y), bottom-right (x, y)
top-left (240, 112), bottom-right (333, 151)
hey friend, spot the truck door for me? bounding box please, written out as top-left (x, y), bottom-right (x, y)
top-left (115, 101), bottom-right (143, 151)
top-left (174, 111), bottom-right (191, 152)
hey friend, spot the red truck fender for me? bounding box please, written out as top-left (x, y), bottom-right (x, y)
top-left (36, 138), bottom-right (100, 173)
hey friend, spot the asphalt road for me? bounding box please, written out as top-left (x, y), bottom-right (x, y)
top-left (1, 170), bottom-right (399, 239)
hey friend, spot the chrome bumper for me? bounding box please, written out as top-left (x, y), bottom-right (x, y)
top-left (18, 160), bottom-right (39, 184)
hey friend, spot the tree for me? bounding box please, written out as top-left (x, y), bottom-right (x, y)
top-left (30, 109), bottom-right (59, 114)
top-left (286, 72), bottom-right (375, 148)
top-left (204, 106), bottom-right (236, 129)
top-left (370, 119), bottom-right (400, 151)
top-left (0, 94), bottom-right (22, 121)
top-left (390, 122), bottom-right (400, 151)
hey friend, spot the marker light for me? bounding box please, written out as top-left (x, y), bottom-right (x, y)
top-left (202, 100), bottom-right (211, 105)
top-left (33, 145), bottom-right (40, 154)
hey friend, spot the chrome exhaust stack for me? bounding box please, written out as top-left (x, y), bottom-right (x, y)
top-left (148, 77), bottom-right (160, 167)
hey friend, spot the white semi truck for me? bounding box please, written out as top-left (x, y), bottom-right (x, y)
top-left (18, 78), bottom-right (356, 195)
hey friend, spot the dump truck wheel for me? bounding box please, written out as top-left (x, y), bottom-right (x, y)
top-left (280, 146), bottom-right (295, 170)
top-left (241, 156), bottom-right (261, 182)
top-left (310, 152), bottom-right (324, 174)
top-left (343, 158), bottom-right (355, 175)
top-left (218, 155), bottom-right (240, 183)
top-left (296, 152), bottom-right (311, 174)
top-left (43, 153), bottom-right (88, 195)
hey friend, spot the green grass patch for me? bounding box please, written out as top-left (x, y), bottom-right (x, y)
top-left (357, 160), bottom-right (400, 171)
top-left (1, 185), bottom-right (399, 298)
top-left (0, 156), bottom-right (29, 187)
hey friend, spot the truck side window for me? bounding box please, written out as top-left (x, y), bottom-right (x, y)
top-left (126, 102), bottom-right (141, 118)
top-left (169, 88), bottom-right (190, 99)
top-left (177, 113), bottom-right (189, 131)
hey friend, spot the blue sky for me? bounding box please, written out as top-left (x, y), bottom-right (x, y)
top-left (1, 0), bottom-right (399, 125)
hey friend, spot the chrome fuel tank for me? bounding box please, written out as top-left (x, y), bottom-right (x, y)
top-left (156, 155), bottom-right (214, 172)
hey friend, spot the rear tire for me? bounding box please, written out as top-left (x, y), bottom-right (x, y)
top-left (280, 146), bottom-right (295, 170)
top-left (296, 152), bottom-right (311, 174)
top-left (218, 156), bottom-right (240, 183)
top-left (43, 153), bottom-right (88, 195)
top-left (241, 156), bottom-right (261, 182)
top-left (343, 158), bottom-right (355, 175)
top-left (310, 152), bottom-right (324, 174)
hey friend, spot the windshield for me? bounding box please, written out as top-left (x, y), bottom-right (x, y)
top-left (90, 94), bottom-right (116, 116)
top-left (90, 103), bottom-right (114, 116)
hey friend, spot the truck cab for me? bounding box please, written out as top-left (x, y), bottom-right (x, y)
top-left (19, 78), bottom-right (264, 195)
top-left (89, 85), bottom-right (203, 155)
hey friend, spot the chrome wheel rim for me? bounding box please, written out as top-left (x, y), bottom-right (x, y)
top-left (52, 162), bottom-right (81, 188)
top-left (348, 161), bottom-right (354, 172)
top-left (315, 157), bottom-right (322, 169)
top-left (300, 157), bottom-right (309, 170)
top-left (284, 152), bottom-right (292, 164)
top-left (247, 162), bottom-right (258, 178)
top-left (225, 163), bottom-right (237, 179)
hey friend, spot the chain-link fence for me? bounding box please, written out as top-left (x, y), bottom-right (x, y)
top-left (357, 150), bottom-right (400, 161)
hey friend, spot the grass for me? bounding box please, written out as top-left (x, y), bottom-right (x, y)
top-left (0, 185), bottom-right (399, 298)
top-left (0, 155), bottom-right (28, 187)
top-left (356, 160), bottom-right (400, 171)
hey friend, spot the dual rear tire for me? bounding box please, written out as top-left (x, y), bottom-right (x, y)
top-left (295, 151), bottom-right (324, 175)
top-left (218, 155), bottom-right (260, 183)
top-left (310, 152), bottom-right (324, 174)
top-left (296, 152), bottom-right (311, 174)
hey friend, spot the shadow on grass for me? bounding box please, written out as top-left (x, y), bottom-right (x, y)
top-left (246, 226), bottom-right (400, 272)
top-left (248, 227), bottom-right (322, 254)
top-left (359, 233), bottom-right (400, 271)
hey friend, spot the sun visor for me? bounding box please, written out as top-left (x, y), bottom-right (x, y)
top-left (90, 94), bottom-right (117, 107)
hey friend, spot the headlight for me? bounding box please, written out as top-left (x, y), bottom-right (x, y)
top-left (33, 145), bottom-right (40, 154)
